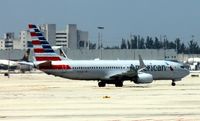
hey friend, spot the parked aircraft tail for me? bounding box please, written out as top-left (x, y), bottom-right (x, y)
top-left (21, 49), bottom-right (30, 62)
top-left (52, 46), bottom-right (70, 60)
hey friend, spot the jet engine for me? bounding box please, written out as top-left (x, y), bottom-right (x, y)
top-left (133, 73), bottom-right (153, 84)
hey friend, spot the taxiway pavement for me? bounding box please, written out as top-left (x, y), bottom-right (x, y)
top-left (0, 72), bottom-right (199, 121)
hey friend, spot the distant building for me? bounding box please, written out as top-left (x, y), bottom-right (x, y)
top-left (0, 31), bottom-right (32, 50)
top-left (4, 32), bottom-right (14, 49)
top-left (40, 24), bottom-right (56, 46)
top-left (67, 24), bottom-right (78, 49)
top-left (40, 24), bottom-right (89, 49)
top-left (0, 24), bottom-right (89, 50)
top-left (77, 30), bottom-right (89, 49)
top-left (0, 32), bottom-right (19, 50)
top-left (56, 30), bottom-right (68, 47)
top-left (18, 30), bottom-right (31, 49)
top-left (0, 39), bottom-right (5, 50)
top-left (56, 24), bottom-right (89, 49)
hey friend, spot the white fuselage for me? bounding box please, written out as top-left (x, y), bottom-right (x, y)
top-left (0, 60), bottom-right (18, 70)
top-left (187, 58), bottom-right (200, 64)
top-left (39, 60), bottom-right (189, 81)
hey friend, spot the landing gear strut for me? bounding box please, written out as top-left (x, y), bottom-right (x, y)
top-left (171, 80), bottom-right (176, 86)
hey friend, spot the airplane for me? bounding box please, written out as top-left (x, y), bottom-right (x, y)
top-left (28, 24), bottom-right (190, 87)
top-left (0, 49), bottom-right (33, 72)
top-left (187, 57), bottom-right (200, 64)
top-left (52, 46), bottom-right (69, 59)
top-left (183, 57), bottom-right (200, 71)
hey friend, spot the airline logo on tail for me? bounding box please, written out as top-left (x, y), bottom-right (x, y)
top-left (28, 24), bottom-right (62, 61)
top-left (28, 24), bottom-right (71, 70)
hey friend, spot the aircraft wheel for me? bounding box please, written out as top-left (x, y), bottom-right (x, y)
top-left (98, 81), bottom-right (106, 87)
top-left (4, 73), bottom-right (9, 76)
top-left (171, 82), bottom-right (176, 86)
top-left (115, 81), bottom-right (123, 87)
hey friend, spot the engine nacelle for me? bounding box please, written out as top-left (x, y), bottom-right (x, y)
top-left (134, 73), bottom-right (153, 84)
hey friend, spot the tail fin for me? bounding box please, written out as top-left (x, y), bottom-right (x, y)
top-left (59, 48), bottom-right (69, 59)
top-left (21, 49), bottom-right (30, 62)
top-left (51, 46), bottom-right (70, 60)
top-left (28, 24), bottom-right (62, 61)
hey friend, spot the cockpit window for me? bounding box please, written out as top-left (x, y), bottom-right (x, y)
top-left (180, 64), bottom-right (190, 70)
top-left (166, 60), bottom-right (179, 63)
top-left (180, 66), bottom-right (184, 69)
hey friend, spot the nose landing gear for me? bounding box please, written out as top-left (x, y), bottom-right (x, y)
top-left (171, 80), bottom-right (176, 86)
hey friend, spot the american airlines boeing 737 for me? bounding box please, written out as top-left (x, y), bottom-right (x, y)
top-left (28, 24), bottom-right (189, 87)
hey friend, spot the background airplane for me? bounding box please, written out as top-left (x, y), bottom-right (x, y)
top-left (0, 49), bottom-right (33, 73)
top-left (52, 46), bottom-right (69, 59)
top-left (28, 24), bottom-right (189, 87)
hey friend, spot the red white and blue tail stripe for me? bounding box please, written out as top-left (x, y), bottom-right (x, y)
top-left (28, 24), bottom-right (62, 61)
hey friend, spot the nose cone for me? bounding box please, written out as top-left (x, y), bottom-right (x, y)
top-left (174, 62), bottom-right (190, 78)
top-left (180, 63), bottom-right (190, 77)
top-left (184, 69), bottom-right (190, 77)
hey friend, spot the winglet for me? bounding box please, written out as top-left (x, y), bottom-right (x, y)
top-left (138, 55), bottom-right (146, 70)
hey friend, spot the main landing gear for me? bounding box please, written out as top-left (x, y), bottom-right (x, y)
top-left (98, 80), bottom-right (123, 87)
top-left (98, 81), bottom-right (106, 87)
top-left (171, 80), bottom-right (176, 86)
top-left (115, 81), bottom-right (123, 87)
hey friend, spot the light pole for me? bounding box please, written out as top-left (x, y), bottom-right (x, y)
top-left (97, 26), bottom-right (104, 59)
top-left (163, 35), bottom-right (167, 60)
top-left (8, 47), bottom-right (10, 78)
top-left (191, 35), bottom-right (195, 60)
top-left (7, 38), bottom-right (12, 78)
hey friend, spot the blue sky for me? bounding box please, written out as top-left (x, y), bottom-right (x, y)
top-left (0, 0), bottom-right (200, 46)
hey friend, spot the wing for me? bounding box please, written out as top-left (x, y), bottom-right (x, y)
top-left (107, 68), bottom-right (138, 79)
top-left (106, 55), bottom-right (146, 79)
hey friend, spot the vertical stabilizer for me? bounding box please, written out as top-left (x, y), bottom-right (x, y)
top-left (21, 49), bottom-right (30, 62)
top-left (28, 24), bottom-right (62, 61)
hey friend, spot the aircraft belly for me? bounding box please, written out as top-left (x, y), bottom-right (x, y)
top-left (44, 70), bottom-right (107, 80)
top-left (68, 70), bottom-right (107, 80)
top-left (148, 71), bottom-right (174, 80)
